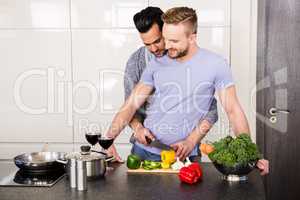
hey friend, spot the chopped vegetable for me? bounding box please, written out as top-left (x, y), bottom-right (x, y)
top-left (127, 154), bottom-right (142, 169)
top-left (171, 158), bottom-right (185, 170)
top-left (208, 133), bottom-right (261, 167)
top-left (142, 160), bottom-right (161, 170)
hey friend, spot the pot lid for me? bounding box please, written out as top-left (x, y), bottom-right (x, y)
top-left (65, 152), bottom-right (104, 161)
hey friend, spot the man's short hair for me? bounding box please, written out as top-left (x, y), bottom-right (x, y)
top-left (133, 6), bottom-right (164, 33)
top-left (162, 7), bottom-right (198, 34)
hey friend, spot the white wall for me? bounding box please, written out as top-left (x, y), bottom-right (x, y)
top-left (0, 0), bottom-right (257, 160)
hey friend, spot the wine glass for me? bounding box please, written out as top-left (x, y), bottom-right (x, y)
top-left (85, 132), bottom-right (101, 150)
top-left (98, 135), bottom-right (114, 151)
top-left (98, 134), bottom-right (115, 170)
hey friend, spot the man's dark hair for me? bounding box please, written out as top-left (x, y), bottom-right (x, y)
top-left (133, 7), bottom-right (164, 33)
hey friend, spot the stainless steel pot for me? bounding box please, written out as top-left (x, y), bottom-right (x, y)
top-left (57, 151), bottom-right (113, 180)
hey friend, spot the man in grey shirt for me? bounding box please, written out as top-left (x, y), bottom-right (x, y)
top-left (108, 7), bottom-right (218, 161)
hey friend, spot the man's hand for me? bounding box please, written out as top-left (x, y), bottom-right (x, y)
top-left (171, 139), bottom-right (195, 161)
top-left (106, 144), bottom-right (124, 163)
top-left (170, 119), bottom-right (212, 162)
top-left (256, 159), bottom-right (269, 176)
top-left (134, 126), bottom-right (155, 145)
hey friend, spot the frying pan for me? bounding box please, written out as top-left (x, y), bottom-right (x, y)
top-left (14, 152), bottom-right (66, 173)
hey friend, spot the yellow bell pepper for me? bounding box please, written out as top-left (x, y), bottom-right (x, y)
top-left (161, 150), bottom-right (176, 166)
top-left (161, 162), bottom-right (171, 169)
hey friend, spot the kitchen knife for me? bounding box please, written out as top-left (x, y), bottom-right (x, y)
top-left (148, 139), bottom-right (173, 150)
top-left (129, 134), bottom-right (172, 150)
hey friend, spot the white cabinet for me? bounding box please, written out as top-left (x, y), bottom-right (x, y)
top-left (0, 30), bottom-right (72, 143)
top-left (0, 0), bottom-right (70, 28)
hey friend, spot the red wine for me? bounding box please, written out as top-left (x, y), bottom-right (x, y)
top-left (85, 134), bottom-right (99, 146)
top-left (98, 138), bottom-right (114, 149)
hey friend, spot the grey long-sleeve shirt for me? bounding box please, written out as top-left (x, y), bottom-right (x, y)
top-left (124, 46), bottom-right (218, 126)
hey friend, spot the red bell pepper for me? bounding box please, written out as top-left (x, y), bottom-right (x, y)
top-left (178, 162), bottom-right (203, 184)
top-left (178, 166), bottom-right (198, 184)
top-left (189, 163), bottom-right (203, 180)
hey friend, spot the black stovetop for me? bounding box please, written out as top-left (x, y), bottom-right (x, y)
top-left (0, 160), bottom-right (65, 187)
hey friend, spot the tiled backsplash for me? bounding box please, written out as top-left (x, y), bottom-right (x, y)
top-left (0, 0), bottom-right (257, 160)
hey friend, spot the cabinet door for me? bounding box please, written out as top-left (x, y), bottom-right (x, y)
top-left (0, 30), bottom-right (73, 143)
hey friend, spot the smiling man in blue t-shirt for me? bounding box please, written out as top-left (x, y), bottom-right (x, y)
top-left (107, 7), bottom-right (269, 175)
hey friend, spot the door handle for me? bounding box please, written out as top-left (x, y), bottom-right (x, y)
top-left (269, 107), bottom-right (290, 115)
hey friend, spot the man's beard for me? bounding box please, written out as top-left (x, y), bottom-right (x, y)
top-left (167, 48), bottom-right (188, 59)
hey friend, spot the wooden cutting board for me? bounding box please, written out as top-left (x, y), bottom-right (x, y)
top-left (127, 168), bottom-right (179, 174)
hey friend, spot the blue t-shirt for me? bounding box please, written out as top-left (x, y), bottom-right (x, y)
top-left (137, 48), bottom-right (234, 156)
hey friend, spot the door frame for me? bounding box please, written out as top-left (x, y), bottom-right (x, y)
top-left (256, 0), bottom-right (268, 195)
top-left (256, 0), bottom-right (267, 159)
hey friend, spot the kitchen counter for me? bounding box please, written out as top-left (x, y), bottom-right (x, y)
top-left (0, 160), bottom-right (265, 200)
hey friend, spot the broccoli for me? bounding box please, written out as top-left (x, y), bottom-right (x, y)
top-left (208, 133), bottom-right (261, 167)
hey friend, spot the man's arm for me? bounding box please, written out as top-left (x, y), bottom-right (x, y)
top-left (106, 83), bottom-right (153, 138)
top-left (107, 49), bottom-right (150, 162)
top-left (217, 85), bottom-right (250, 135)
top-left (186, 98), bottom-right (219, 147)
top-left (193, 98), bottom-right (219, 142)
top-left (124, 59), bottom-right (145, 132)
top-left (124, 48), bottom-right (146, 127)
top-left (123, 48), bottom-right (155, 144)
top-left (203, 98), bottom-right (218, 125)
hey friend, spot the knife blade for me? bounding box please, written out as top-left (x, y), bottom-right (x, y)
top-left (129, 135), bottom-right (172, 150)
top-left (148, 139), bottom-right (172, 150)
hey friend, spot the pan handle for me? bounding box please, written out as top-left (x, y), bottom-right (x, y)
top-left (91, 150), bottom-right (114, 162)
top-left (105, 156), bottom-right (114, 162)
top-left (56, 159), bottom-right (68, 165)
top-left (91, 150), bottom-right (107, 156)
